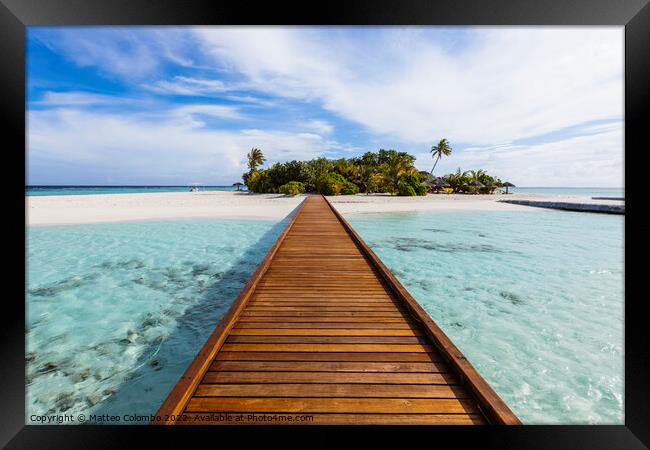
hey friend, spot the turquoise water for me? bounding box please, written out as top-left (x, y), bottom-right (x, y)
top-left (510, 187), bottom-right (624, 198)
top-left (26, 186), bottom-right (243, 196)
top-left (347, 210), bottom-right (624, 424)
top-left (26, 218), bottom-right (284, 423)
top-left (26, 209), bottom-right (624, 424)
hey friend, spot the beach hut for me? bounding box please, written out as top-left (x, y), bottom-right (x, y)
top-left (420, 179), bottom-right (433, 189)
top-left (502, 181), bottom-right (515, 194)
top-left (232, 182), bottom-right (244, 191)
top-left (431, 177), bottom-right (450, 194)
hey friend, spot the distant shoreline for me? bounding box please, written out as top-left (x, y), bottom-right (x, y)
top-left (25, 185), bottom-right (622, 197)
top-left (26, 191), bottom-right (624, 227)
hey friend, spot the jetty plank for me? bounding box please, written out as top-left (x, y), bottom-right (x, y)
top-left (153, 195), bottom-right (520, 425)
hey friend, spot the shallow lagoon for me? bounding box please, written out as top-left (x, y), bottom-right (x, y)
top-left (347, 209), bottom-right (624, 424)
top-left (26, 208), bottom-right (624, 424)
top-left (26, 218), bottom-right (285, 423)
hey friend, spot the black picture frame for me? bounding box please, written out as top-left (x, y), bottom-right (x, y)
top-left (2, 0), bottom-right (648, 447)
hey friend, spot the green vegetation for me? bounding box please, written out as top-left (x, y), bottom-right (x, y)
top-left (242, 148), bottom-right (266, 187)
top-left (240, 144), bottom-right (505, 196)
top-left (278, 181), bottom-right (306, 196)
top-left (441, 168), bottom-right (503, 194)
top-left (398, 174), bottom-right (427, 196)
top-left (242, 148), bottom-right (426, 196)
top-left (429, 138), bottom-right (452, 175)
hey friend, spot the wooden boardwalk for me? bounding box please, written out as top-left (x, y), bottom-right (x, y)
top-left (153, 195), bottom-right (520, 425)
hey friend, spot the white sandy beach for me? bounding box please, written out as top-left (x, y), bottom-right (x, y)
top-left (26, 191), bottom-right (624, 226)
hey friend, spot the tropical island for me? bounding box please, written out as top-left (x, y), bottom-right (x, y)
top-left (242, 140), bottom-right (510, 196)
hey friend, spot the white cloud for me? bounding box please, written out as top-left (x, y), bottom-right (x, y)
top-left (27, 107), bottom-right (335, 184)
top-left (33, 91), bottom-right (121, 106)
top-left (29, 27), bottom-right (624, 186)
top-left (301, 119), bottom-right (334, 135)
top-left (143, 76), bottom-right (230, 96)
top-left (193, 27), bottom-right (623, 146)
top-left (33, 28), bottom-right (200, 81)
top-left (414, 126), bottom-right (624, 187)
top-left (172, 104), bottom-right (247, 126)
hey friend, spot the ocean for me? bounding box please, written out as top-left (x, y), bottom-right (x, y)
top-left (347, 209), bottom-right (624, 424)
top-left (25, 207), bottom-right (624, 424)
top-left (26, 218), bottom-right (284, 423)
top-left (26, 186), bottom-right (244, 196)
top-left (25, 186), bottom-right (623, 198)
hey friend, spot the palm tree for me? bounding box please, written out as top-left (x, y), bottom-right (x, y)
top-left (442, 168), bottom-right (466, 193)
top-left (430, 139), bottom-right (452, 175)
top-left (356, 164), bottom-right (379, 195)
top-left (463, 169), bottom-right (486, 184)
top-left (382, 153), bottom-right (416, 194)
top-left (247, 148), bottom-right (266, 173)
top-left (463, 169), bottom-right (487, 194)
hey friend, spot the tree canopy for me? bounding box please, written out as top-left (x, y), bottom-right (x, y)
top-left (240, 147), bottom-right (504, 196)
top-left (243, 149), bottom-right (426, 196)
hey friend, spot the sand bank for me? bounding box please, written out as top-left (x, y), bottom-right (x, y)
top-left (26, 191), bottom-right (623, 226)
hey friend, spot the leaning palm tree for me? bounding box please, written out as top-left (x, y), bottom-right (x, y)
top-left (430, 139), bottom-right (452, 175)
top-left (247, 148), bottom-right (266, 173)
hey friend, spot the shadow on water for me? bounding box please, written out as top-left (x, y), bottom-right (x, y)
top-left (88, 203), bottom-right (303, 423)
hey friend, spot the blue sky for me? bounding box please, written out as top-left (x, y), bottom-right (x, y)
top-left (27, 26), bottom-right (623, 186)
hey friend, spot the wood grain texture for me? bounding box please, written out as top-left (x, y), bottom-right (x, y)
top-left (152, 195), bottom-right (519, 425)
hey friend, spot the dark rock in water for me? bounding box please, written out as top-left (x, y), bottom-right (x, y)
top-left (39, 362), bottom-right (59, 373)
top-left (149, 359), bottom-right (160, 367)
top-left (142, 316), bottom-right (160, 328)
top-left (98, 259), bottom-right (145, 270)
top-left (55, 392), bottom-right (75, 412)
top-left (29, 273), bottom-right (100, 297)
top-left (500, 291), bottom-right (524, 305)
top-left (102, 388), bottom-right (115, 396)
top-left (191, 264), bottom-right (211, 276)
top-left (389, 237), bottom-right (508, 254)
top-left (126, 330), bottom-right (139, 343)
top-left (451, 322), bottom-right (464, 328)
top-left (478, 234), bottom-right (487, 237)
top-left (423, 228), bottom-right (450, 233)
top-left (26, 353), bottom-right (36, 363)
top-left (74, 369), bottom-right (91, 383)
top-left (94, 367), bottom-right (115, 381)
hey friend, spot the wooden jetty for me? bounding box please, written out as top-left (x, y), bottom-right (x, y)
top-left (153, 195), bottom-right (520, 425)
top-left (498, 199), bottom-right (624, 214)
